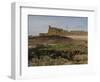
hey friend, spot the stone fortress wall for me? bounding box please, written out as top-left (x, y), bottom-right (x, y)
top-left (39, 25), bottom-right (87, 36)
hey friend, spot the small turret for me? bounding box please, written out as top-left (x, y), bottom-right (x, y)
top-left (49, 25), bottom-right (51, 29)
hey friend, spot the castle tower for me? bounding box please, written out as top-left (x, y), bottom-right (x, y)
top-left (49, 25), bottom-right (51, 29)
top-left (48, 25), bottom-right (57, 35)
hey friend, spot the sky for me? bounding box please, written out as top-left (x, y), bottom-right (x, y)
top-left (28, 15), bottom-right (88, 35)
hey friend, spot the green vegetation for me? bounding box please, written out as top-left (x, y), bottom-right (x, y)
top-left (28, 40), bottom-right (88, 66)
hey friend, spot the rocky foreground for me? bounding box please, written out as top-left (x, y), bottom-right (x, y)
top-left (28, 35), bottom-right (88, 66)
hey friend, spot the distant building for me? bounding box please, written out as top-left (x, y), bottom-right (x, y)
top-left (39, 25), bottom-right (87, 36)
top-left (47, 25), bottom-right (67, 36)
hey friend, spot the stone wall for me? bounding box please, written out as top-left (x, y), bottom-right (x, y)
top-left (47, 25), bottom-right (66, 36)
top-left (39, 25), bottom-right (87, 36)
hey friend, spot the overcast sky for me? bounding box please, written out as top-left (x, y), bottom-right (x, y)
top-left (28, 15), bottom-right (88, 35)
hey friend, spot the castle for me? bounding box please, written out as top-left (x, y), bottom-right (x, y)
top-left (39, 25), bottom-right (87, 36)
top-left (47, 25), bottom-right (68, 36)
